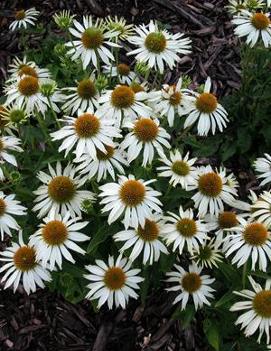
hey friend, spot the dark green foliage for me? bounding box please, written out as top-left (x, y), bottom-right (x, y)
top-left (221, 46), bottom-right (271, 163)
top-left (182, 46), bottom-right (271, 167)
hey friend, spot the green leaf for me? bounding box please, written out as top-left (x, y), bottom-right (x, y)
top-left (140, 265), bottom-right (151, 303)
top-left (221, 142), bottom-right (236, 162)
top-left (14, 185), bottom-right (34, 201)
top-left (183, 135), bottom-right (201, 149)
top-left (203, 319), bottom-right (220, 351)
top-left (218, 262), bottom-right (241, 285)
top-left (237, 128), bottom-right (252, 153)
top-left (87, 222), bottom-right (116, 255)
top-left (159, 252), bottom-right (176, 273)
top-left (215, 291), bottom-right (234, 308)
top-left (171, 305), bottom-right (195, 328)
top-left (251, 271), bottom-right (271, 280)
top-left (48, 263), bottom-right (87, 304)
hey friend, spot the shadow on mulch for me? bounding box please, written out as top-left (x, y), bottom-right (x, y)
top-left (0, 0), bottom-right (240, 350)
top-left (0, 287), bottom-right (209, 351)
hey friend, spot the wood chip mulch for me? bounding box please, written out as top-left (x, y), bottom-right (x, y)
top-left (0, 0), bottom-right (241, 96)
top-left (0, 287), bottom-right (210, 351)
top-left (0, 1), bottom-right (241, 350)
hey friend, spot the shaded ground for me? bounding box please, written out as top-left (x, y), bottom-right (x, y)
top-left (0, 0), bottom-right (241, 96)
top-left (0, 1), bottom-right (240, 350)
top-left (0, 287), bottom-right (209, 351)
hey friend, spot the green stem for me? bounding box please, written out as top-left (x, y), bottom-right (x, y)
top-left (144, 69), bottom-right (151, 82)
top-left (242, 262), bottom-right (247, 289)
top-left (36, 112), bottom-right (53, 148)
top-left (95, 50), bottom-right (101, 75)
top-left (151, 70), bottom-right (159, 89)
top-left (47, 97), bottom-right (61, 128)
top-left (114, 46), bottom-right (120, 83)
top-left (68, 31), bottom-right (76, 51)
top-left (2, 165), bottom-right (10, 181)
top-left (24, 121), bottom-right (33, 149)
top-left (17, 123), bottom-right (23, 141)
top-left (164, 183), bottom-right (173, 198)
top-left (108, 61), bottom-right (113, 85)
top-left (68, 32), bottom-right (84, 72)
top-left (179, 125), bottom-right (193, 140)
top-left (19, 28), bottom-right (29, 52)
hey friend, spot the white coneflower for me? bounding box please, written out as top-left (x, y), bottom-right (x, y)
top-left (4, 75), bottom-right (50, 114)
top-left (0, 106), bottom-right (13, 134)
top-left (105, 16), bottom-right (134, 41)
top-left (0, 233), bottom-right (51, 294)
top-left (161, 206), bottom-right (208, 254)
top-left (103, 63), bottom-right (137, 84)
top-left (0, 135), bottom-right (23, 180)
top-left (190, 166), bottom-right (238, 216)
top-left (29, 212), bottom-right (89, 270)
top-left (99, 174), bottom-right (162, 229)
top-left (127, 20), bottom-right (191, 73)
top-left (232, 189), bottom-right (258, 213)
top-left (61, 75), bottom-right (100, 115)
top-left (232, 10), bottom-right (271, 48)
top-left (226, 0), bottom-right (247, 15)
top-left (224, 218), bottom-right (271, 271)
top-left (0, 191), bottom-right (26, 240)
top-left (39, 79), bottom-right (65, 114)
top-left (33, 162), bottom-right (95, 218)
top-left (75, 144), bottom-right (128, 182)
top-left (50, 111), bottom-right (121, 159)
top-left (157, 150), bottom-right (197, 190)
top-left (254, 153), bottom-right (271, 186)
top-left (190, 238), bottom-right (223, 268)
top-left (53, 10), bottom-right (75, 30)
top-left (0, 103), bottom-right (31, 128)
top-left (251, 191), bottom-right (271, 227)
top-left (153, 77), bottom-right (193, 127)
top-left (113, 215), bottom-right (168, 265)
top-left (129, 81), bottom-right (160, 107)
top-left (120, 117), bottom-right (171, 167)
top-left (9, 8), bottom-right (40, 31)
top-left (129, 81), bottom-right (150, 94)
top-left (165, 263), bottom-right (215, 310)
top-left (184, 77), bottom-right (229, 136)
top-left (96, 84), bottom-right (152, 127)
top-left (230, 276), bottom-right (271, 343)
top-left (205, 210), bottom-right (243, 246)
top-left (247, 0), bottom-right (265, 8)
top-left (66, 16), bottom-right (120, 69)
top-left (226, 0), bottom-right (265, 15)
top-left (84, 255), bottom-right (143, 309)
top-left (7, 56), bottom-right (50, 84)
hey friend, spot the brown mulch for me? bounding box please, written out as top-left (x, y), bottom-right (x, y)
top-left (0, 0), bottom-right (241, 96)
top-left (0, 287), bottom-right (209, 351)
top-left (0, 1), bottom-right (240, 350)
